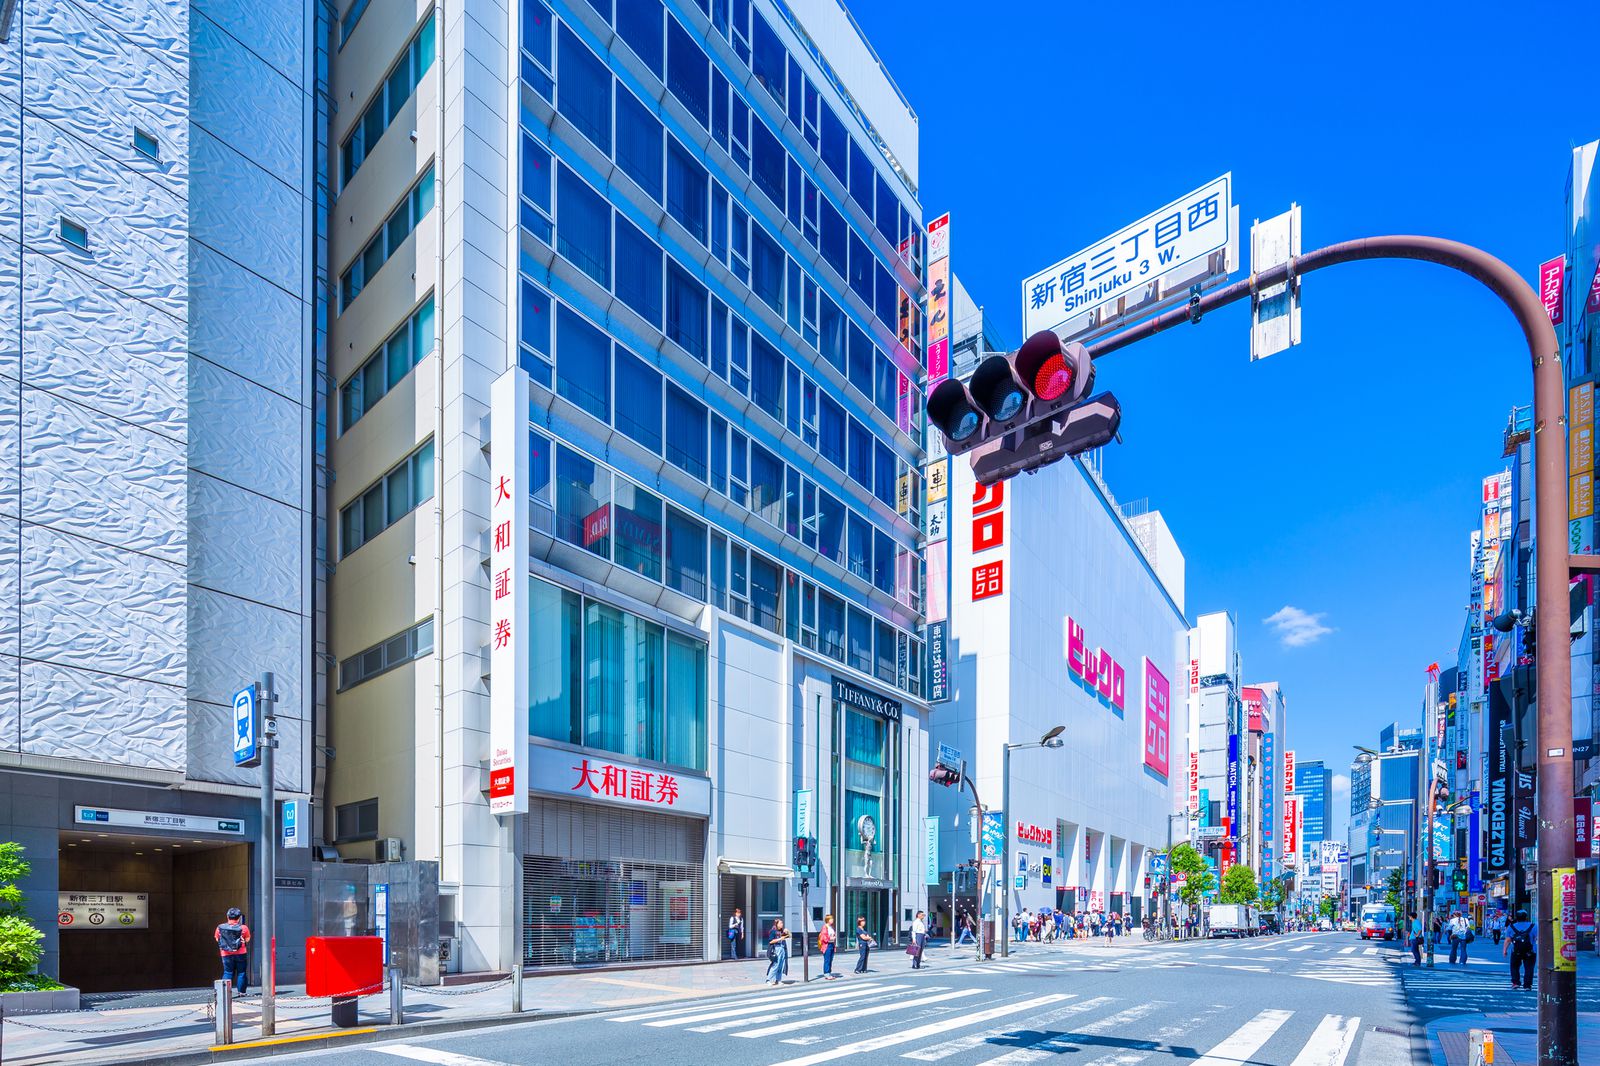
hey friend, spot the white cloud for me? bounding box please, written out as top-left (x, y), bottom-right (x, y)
top-left (1264, 606), bottom-right (1334, 648)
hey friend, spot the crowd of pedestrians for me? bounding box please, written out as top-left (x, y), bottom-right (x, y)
top-left (1400, 905), bottom-right (1538, 989)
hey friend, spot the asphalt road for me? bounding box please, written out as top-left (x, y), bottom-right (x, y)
top-left (263, 932), bottom-right (1441, 1066)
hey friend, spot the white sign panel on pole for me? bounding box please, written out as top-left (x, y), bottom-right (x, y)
top-left (795, 789), bottom-right (814, 837)
top-left (1022, 174), bottom-right (1237, 342)
top-left (58, 892), bottom-right (149, 929)
top-left (487, 368), bottom-right (531, 817)
top-left (281, 798), bottom-right (309, 849)
top-left (232, 685), bottom-right (259, 768)
top-left (1250, 204), bottom-right (1302, 360)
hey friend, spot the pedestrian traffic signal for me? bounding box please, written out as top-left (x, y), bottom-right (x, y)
top-left (929, 765), bottom-right (961, 787)
top-left (792, 836), bottom-right (815, 875)
top-left (927, 330), bottom-right (1101, 458)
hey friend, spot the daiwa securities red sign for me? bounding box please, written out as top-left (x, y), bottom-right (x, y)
top-left (1067, 616), bottom-right (1126, 711)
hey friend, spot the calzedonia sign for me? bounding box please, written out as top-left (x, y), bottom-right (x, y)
top-left (832, 677), bottom-right (902, 722)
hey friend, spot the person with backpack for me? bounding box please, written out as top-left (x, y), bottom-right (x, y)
top-left (727, 907), bottom-right (745, 960)
top-left (1448, 912), bottom-right (1472, 965)
top-left (818, 913), bottom-right (839, 980)
top-left (1502, 908), bottom-right (1536, 990)
top-left (214, 907), bottom-right (251, 994)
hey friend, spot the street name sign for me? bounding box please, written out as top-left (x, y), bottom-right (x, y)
top-left (1250, 204), bottom-right (1302, 359)
top-left (1022, 174), bottom-right (1237, 343)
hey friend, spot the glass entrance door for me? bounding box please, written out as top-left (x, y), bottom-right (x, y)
top-left (843, 888), bottom-right (888, 948)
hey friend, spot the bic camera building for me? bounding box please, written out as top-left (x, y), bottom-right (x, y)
top-left (327, 0), bottom-right (934, 972)
top-left (927, 330), bottom-right (1189, 923)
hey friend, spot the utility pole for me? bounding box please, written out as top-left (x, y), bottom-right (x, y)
top-left (257, 672), bottom-right (278, 1037)
top-left (1075, 236), bottom-right (1571, 1064)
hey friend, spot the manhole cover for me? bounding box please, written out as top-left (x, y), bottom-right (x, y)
top-left (1371, 1025), bottom-right (1409, 1037)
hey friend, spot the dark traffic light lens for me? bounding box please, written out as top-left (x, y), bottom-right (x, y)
top-left (1031, 354), bottom-right (1073, 400)
top-left (986, 380), bottom-right (1026, 421)
top-left (949, 409), bottom-right (981, 442)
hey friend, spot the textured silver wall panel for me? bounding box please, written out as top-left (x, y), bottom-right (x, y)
top-left (20, 660), bottom-right (184, 770)
top-left (187, 697), bottom-right (303, 792)
top-left (190, 12), bottom-right (300, 189)
top-left (85, 0), bottom-right (189, 63)
top-left (22, 389), bottom-right (186, 563)
top-left (0, 518), bottom-right (17, 659)
top-left (20, 115), bottom-right (187, 319)
top-left (0, 93), bottom-right (18, 236)
top-left (22, 253), bottom-right (186, 440)
top-left (188, 356), bottom-right (302, 505)
top-left (20, 524), bottom-right (186, 686)
top-left (188, 240), bottom-right (302, 401)
top-left (22, 0), bottom-right (189, 199)
top-left (187, 586), bottom-right (304, 729)
top-left (0, 656), bottom-right (17, 754)
top-left (189, 126), bottom-right (302, 294)
top-left (0, 389), bottom-right (17, 519)
top-left (192, 0), bottom-right (306, 85)
top-left (188, 471), bottom-right (300, 611)
top-left (0, 238), bottom-right (19, 381)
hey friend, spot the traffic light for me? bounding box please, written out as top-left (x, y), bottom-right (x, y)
top-left (928, 331), bottom-right (1113, 483)
top-left (1519, 623), bottom-right (1536, 665)
top-left (792, 836), bottom-right (815, 875)
top-left (1452, 868), bottom-right (1468, 892)
top-left (1406, 878), bottom-right (1416, 892)
top-left (929, 765), bottom-right (962, 788)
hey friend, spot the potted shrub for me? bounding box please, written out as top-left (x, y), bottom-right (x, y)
top-left (0, 843), bottom-right (77, 1012)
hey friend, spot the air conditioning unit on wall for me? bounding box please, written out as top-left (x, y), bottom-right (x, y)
top-left (381, 837), bottom-right (404, 862)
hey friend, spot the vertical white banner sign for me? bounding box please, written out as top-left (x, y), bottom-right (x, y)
top-left (488, 368), bottom-right (530, 816)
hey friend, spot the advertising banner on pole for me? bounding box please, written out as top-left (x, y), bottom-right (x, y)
top-left (1486, 690), bottom-right (1511, 872)
top-left (1262, 731), bottom-right (1276, 875)
top-left (1554, 868), bottom-right (1578, 972)
top-left (1225, 734), bottom-right (1240, 838)
top-left (1469, 790), bottom-right (1483, 891)
top-left (924, 816), bottom-right (939, 885)
top-left (488, 368), bottom-right (531, 816)
top-left (926, 214), bottom-right (951, 384)
top-left (981, 812), bottom-right (1004, 865)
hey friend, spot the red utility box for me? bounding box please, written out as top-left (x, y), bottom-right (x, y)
top-left (305, 936), bottom-right (383, 998)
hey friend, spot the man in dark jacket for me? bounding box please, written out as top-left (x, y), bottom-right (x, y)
top-left (1502, 909), bottom-right (1536, 990)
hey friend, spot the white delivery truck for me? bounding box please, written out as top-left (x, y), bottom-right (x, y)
top-left (1207, 903), bottom-right (1258, 938)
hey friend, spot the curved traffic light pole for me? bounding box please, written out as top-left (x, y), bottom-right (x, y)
top-left (1086, 236), bottom-right (1574, 1066)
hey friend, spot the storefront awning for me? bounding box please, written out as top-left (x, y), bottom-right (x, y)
top-left (717, 858), bottom-right (794, 878)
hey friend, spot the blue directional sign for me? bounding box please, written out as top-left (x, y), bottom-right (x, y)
top-left (232, 685), bottom-right (259, 768)
top-left (1149, 854), bottom-right (1169, 878)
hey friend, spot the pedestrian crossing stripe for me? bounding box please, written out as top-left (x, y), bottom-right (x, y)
top-left (902, 996), bottom-right (1118, 1062)
top-left (767, 993), bottom-right (1075, 1066)
top-left (740, 987), bottom-right (986, 1039)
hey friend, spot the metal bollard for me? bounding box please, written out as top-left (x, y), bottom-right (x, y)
top-left (213, 980), bottom-right (233, 1045)
top-left (389, 967), bottom-right (404, 1026)
top-left (511, 963), bottom-right (524, 1013)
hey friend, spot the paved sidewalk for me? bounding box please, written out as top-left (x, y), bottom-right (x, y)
top-left (1, 936), bottom-right (1155, 1066)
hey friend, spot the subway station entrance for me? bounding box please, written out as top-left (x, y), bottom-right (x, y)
top-left (57, 832), bottom-right (250, 992)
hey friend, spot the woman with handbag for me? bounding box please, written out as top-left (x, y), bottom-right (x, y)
top-left (908, 910), bottom-right (928, 969)
top-left (764, 917), bottom-right (790, 985)
top-left (818, 914), bottom-right (839, 979)
top-left (853, 915), bottom-right (876, 973)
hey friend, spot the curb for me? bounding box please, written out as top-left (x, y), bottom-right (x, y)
top-left (25, 1007), bottom-right (601, 1066)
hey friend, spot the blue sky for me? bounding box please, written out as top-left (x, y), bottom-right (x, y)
top-left (851, 1), bottom-right (1600, 833)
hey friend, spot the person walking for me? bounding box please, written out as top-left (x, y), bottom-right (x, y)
top-left (764, 917), bottom-right (790, 986)
top-left (1104, 912), bottom-right (1115, 946)
top-left (1503, 909), bottom-right (1535, 990)
top-left (819, 913), bottom-right (838, 980)
top-left (1408, 911), bottom-right (1423, 966)
top-left (908, 910), bottom-right (928, 969)
top-left (956, 911), bottom-right (976, 946)
top-left (853, 915), bottom-right (876, 973)
top-left (214, 907), bottom-right (251, 995)
top-left (1489, 909), bottom-right (1504, 946)
top-left (727, 907), bottom-right (745, 960)
top-left (1448, 912), bottom-right (1472, 965)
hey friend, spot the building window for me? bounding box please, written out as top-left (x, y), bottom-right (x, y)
top-left (749, 118), bottom-right (785, 211)
top-left (665, 15), bottom-right (709, 128)
top-left (339, 617), bottom-right (435, 691)
top-left (340, 16), bottom-right (435, 187)
top-left (613, 215), bottom-right (663, 327)
top-left (339, 166), bottom-right (435, 311)
top-left (557, 163), bottom-right (610, 289)
top-left (665, 507), bottom-right (707, 599)
top-left (520, 134), bottom-right (553, 243)
top-left (557, 22), bottom-right (611, 153)
top-left (749, 225), bottom-right (783, 314)
top-left (615, 0), bottom-right (663, 76)
top-left (666, 138), bottom-right (708, 245)
top-left (335, 798), bottom-right (379, 842)
top-left (528, 574), bottom-right (707, 770)
top-left (615, 86), bottom-right (664, 202)
top-left (612, 479), bottom-right (664, 581)
top-left (750, 9), bottom-right (785, 108)
top-left (59, 217), bottom-right (88, 250)
top-left (553, 444), bottom-right (610, 556)
top-left (519, 279), bottom-right (553, 386)
top-left (665, 262), bottom-right (707, 360)
top-left (748, 333), bottom-right (783, 421)
top-left (339, 295), bottom-right (437, 433)
top-left (520, 0), bottom-right (554, 99)
top-left (132, 128), bottom-right (160, 160)
top-left (613, 345), bottom-right (663, 453)
top-left (338, 438), bottom-right (435, 556)
top-left (338, 0), bottom-right (372, 49)
top-left (555, 303), bottom-right (610, 423)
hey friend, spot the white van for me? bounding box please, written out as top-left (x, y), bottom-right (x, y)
top-left (1359, 904), bottom-right (1397, 940)
top-left (1207, 903), bottom-right (1257, 938)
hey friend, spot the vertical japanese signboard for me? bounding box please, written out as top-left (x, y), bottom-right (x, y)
top-left (1225, 734), bottom-right (1240, 840)
top-left (488, 368), bottom-right (530, 816)
top-left (925, 213), bottom-right (951, 384)
top-left (1571, 382), bottom-right (1594, 549)
top-left (1486, 690), bottom-right (1512, 872)
top-left (969, 480), bottom-right (1006, 603)
top-left (924, 816), bottom-right (939, 885)
top-left (1188, 752), bottom-right (1199, 821)
top-left (1262, 731), bottom-right (1276, 875)
top-left (1539, 255), bottom-right (1566, 327)
top-left (1141, 659), bottom-right (1170, 777)
top-left (1283, 797), bottom-right (1299, 863)
top-left (1554, 868), bottom-right (1578, 972)
top-left (1283, 750), bottom-right (1296, 795)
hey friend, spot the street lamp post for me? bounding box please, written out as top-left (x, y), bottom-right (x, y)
top-left (1000, 726), bottom-right (1065, 959)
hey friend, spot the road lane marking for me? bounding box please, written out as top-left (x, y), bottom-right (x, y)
top-left (973, 1002), bottom-right (1157, 1066)
top-left (1289, 945), bottom-right (1315, 952)
top-left (740, 987), bottom-right (986, 1038)
top-left (687, 985), bottom-right (918, 1032)
top-left (371, 1047), bottom-right (513, 1066)
top-left (767, 994), bottom-right (1073, 1066)
top-left (1339, 947), bottom-right (1356, 954)
top-left (1188, 1008), bottom-right (1293, 1066)
top-left (1070, 1003), bottom-right (1229, 1066)
top-left (902, 996), bottom-right (1113, 1061)
top-left (1289, 1015), bottom-right (1360, 1066)
top-left (614, 981), bottom-right (902, 1023)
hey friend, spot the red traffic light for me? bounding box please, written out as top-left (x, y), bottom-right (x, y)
top-left (929, 766), bottom-right (961, 787)
top-left (1014, 331), bottom-right (1093, 407)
